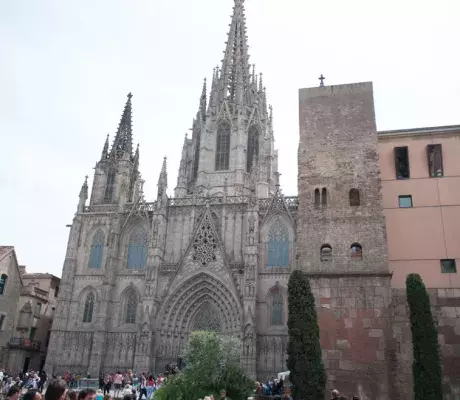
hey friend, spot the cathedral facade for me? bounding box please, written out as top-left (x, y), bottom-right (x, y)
top-left (46, 0), bottom-right (295, 380)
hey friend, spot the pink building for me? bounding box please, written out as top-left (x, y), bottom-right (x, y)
top-left (378, 125), bottom-right (460, 288)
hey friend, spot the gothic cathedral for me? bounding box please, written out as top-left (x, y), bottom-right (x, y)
top-left (46, 0), bottom-right (296, 380)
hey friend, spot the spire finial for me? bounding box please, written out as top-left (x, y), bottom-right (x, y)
top-left (101, 134), bottom-right (110, 161)
top-left (110, 93), bottom-right (134, 158)
top-left (200, 78), bottom-right (207, 121)
top-left (79, 175), bottom-right (89, 199)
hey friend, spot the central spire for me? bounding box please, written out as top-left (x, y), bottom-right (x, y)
top-left (219, 0), bottom-right (250, 102)
top-left (110, 93), bottom-right (133, 158)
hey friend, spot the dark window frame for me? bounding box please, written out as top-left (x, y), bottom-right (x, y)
top-left (349, 188), bottom-right (360, 207)
top-left (394, 146), bottom-right (410, 179)
top-left (427, 144), bottom-right (444, 177)
top-left (398, 195), bottom-right (413, 208)
top-left (441, 259), bottom-right (457, 274)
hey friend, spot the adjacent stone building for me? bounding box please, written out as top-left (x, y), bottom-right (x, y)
top-left (0, 246), bottom-right (23, 368)
top-left (6, 272), bottom-right (60, 373)
top-left (45, 0), bottom-right (460, 398)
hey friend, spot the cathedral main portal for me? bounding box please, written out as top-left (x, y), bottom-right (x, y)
top-left (155, 273), bottom-right (242, 371)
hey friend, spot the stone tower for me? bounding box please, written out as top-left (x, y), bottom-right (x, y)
top-left (296, 82), bottom-right (395, 399)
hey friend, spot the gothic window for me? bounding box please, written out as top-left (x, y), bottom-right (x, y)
top-left (349, 189), bottom-right (360, 206)
top-left (394, 146), bottom-right (410, 179)
top-left (0, 274), bottom-right (7, 295)
top-left (127, 226), bottom-right (148, 269)
top-left (82, 293), bottom-right (95, 323)
top-left (320, 244), bottom-right (332, 261)
top-left (88, 229), bottom-right (105, 269)
top-left (350, 243), bottom-right (362, 260)
top-left (125, 292), bottom-right (137, 324)
top-left (247, 125), bottom-right (259, 172)
top-left (190, 303), bottom-right (221, 332)
top-left (215, 121), bottom-right (230, 171)
top-left (104, 169), bottom-right (116, 203)
top-left (267, 218), bottom-right (290, 268)
top-left (427, 144), bottom-right (443, 177)
top-left (321, 188), bottom-right (327, 206)
top-left (314, 189), bottom-right (320, 207)
top-left (192, 214), bottom-right (218, 266)
top-left (270, 288), bottom-right (284, 326)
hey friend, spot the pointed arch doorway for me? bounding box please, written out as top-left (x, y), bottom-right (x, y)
top-left (155, 273), bottom-right (241, 372)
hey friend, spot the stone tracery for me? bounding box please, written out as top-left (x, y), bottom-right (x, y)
top-left (192, 214), bottom-right (218, 266)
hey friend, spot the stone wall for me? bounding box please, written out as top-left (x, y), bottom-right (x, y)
top-left (391, 288), bottom-right (460, 400)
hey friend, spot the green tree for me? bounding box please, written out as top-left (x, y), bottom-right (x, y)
top-left (406, 273), bottom-right (443, 399)
top-left (155, 331), bottom-right (254, 400)
top-left (287, 270), bottom-right (326, 400)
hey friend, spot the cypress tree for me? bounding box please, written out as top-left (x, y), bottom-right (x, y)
top-left (287, 270), bottom-right (326, 400)
top-left (406, 273), bottom-right (443, 399)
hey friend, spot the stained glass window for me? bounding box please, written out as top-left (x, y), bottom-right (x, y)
top-left (271, 289), bottom-right (284, 326)
top-left (0, 274), bottom-right (7, 295)
top-left (88, 229), bottom-right (105, 268)
top-left (215, 122), bottom-right (230, 171)
top-left (247, 125), bottom-right (259, 172)
top-left (191, 303), bottom-right (221, 332)
top-left (126, 292), bottom-right (137, 324)
top-left (104, 169), bottom-right (116, 203)
top-left (83, 293), bottom-right (95, 323)
top-left (267, 218), bottom-right (290, 268)
top-left (127, 226), bottom-right (148, 269)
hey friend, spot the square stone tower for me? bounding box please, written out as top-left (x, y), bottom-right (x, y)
top-left (297, 82), bottom-right (396, 399)
top-left (297, 82), bottom-right (388, 274)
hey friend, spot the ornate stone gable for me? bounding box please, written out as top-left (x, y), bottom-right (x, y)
top-left (192, 213), bottom-right (218, 266)
top-left (260, 188), bottom-right (294, 226)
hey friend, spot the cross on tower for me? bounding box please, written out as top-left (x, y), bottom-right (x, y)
top-left (127, 92), bottom-right (133, 100)
top-left (319, 74), bottom-right (326, 87)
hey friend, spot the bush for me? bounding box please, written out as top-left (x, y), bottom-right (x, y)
top-left (406, 273), bottom-right (443, 400)
top-left (155, 331), bottom-right (255, 400)
top-left (287, 270), bottom-right (326, 400)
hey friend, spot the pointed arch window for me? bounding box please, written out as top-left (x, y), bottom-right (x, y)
top-left (82, 293), bottom-right (95, 323)
top-left (127, 226), bottom-right (148, 269)
top-left (247, 125), bottom-right (259, 172)
top-left (0, 274), bottom-right (7, 295)
top-left (88, 229), bottom-right (105, 269)
top-left (314, 189), bottom-right (320, 207)
top-left (215, 121), bottom-right (231, 171)
top-left (191, 303), bottom-right (222, 332)
top-left (267, 218), bottom-right (290, 268)
top-left (104, 169), bottom-right (116, 203)
top-left (271, 288), bottom-right (284, 326)
top-left (125, 292), bottom-right (137, 324)
top-left (321, 188), bottom-right (327, 206)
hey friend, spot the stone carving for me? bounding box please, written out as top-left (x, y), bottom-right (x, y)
top-left (245, 281), bottom-right (255, 298)
top-left (192, 213), bottom-right (218, 266)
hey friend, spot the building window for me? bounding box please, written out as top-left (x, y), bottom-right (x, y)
top-left (0, 274), bottom-right (7, 295)
top-left (35, 302), bottom-right (42, 317)
top-left (267, 218), bottom-right (290, 268)
top-left (126, 292), bottom-right (137, 324)
top-left (127, 226), bottom-right (148, 269)
top-left (54, 286), bottom-right (59, 298)
top-left (89, 229), bottom-right (105, 269)
top-left (215, 121), bottom-right (231, 170)
top-left (270, 289), bottom-right (284, 326)
top-left (29, 327), bottom-right (37, 340)
top-left (82, 293), bottom-right (95, 323)
top-left (441, 259), bottom-right (457, 274)
top-left (398, 195), bottom-right (413, 208)
top-left (321, 188), bottom-right (327, 206)
top-left (247, 125), bottom-right (259, 172)
top-left (0, 314), bottom-right (5, 330)
top-left (427, 144), bottom-right (443, 177)
top-left (314, 189), bottom-right (320, 207)
top-left (104, 169), bottom-right (116, 203)
top-left (350, 243), bottom-right (363, 260)
top-left (320, 244), bottom-right (332, 261)
top-left (394, 146), bottom-right (410, 179)
top-left (349, 189), bottom-right (360, 206)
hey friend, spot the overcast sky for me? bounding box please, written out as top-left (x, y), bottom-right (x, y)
top-left (1, 0), bottom-right (459, 276)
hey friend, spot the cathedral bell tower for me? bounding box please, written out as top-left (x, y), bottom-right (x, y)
top-left (90, 93), bottom-right (141, 208)
top-left (174, 0), bottom-right (277, 198)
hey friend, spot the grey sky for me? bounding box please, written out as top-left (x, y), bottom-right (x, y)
top-left (1, 0), bottom-right (459, 276)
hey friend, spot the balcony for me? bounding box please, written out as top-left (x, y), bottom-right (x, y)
top-left (8, 338), bottom-right (41, 351)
